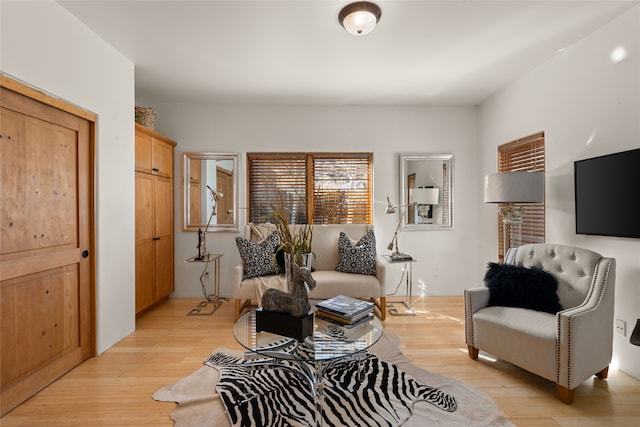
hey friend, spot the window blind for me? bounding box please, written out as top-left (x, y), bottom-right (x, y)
top-left (247, 154), bottom-right (307, 224)
top-left (497, 132), bottom-right (545, 261)
top-left (247, 153), bottom-right (373, 225)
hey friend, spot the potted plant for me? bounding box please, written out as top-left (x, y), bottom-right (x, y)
top-left (270, 193), bottom-right (313, 290)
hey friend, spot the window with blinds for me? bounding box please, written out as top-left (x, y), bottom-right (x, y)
top-left (247, 153), bottom-right (373, 225)
top-left (497, 132), bottom-right (545, 261)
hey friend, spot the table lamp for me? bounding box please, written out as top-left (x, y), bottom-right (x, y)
top-left (196, 186), bottom-right (223, 260)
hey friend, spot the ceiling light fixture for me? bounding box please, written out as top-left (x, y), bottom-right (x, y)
top-left (339, 2), bottom-right (382, 36)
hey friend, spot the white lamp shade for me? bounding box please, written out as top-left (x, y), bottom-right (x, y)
top-left (410, 187), bottom-right (439, 205)
top-left (484, 171), bottom-right (544, 203)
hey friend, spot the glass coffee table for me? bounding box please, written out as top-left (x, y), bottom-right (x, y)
top-left (234, 308), bottom-right (383, 425)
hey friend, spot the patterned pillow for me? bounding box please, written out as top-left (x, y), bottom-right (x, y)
top-left (335, 230), bottom-right (377, 276)
top-left (236, 231), bottom-right (280, 280)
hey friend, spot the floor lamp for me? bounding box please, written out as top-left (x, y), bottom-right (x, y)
top-left (484, 171), bottom-right (544, 259)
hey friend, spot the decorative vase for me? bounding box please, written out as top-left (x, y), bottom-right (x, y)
top-left (284, 252), bottom-right (313, 293)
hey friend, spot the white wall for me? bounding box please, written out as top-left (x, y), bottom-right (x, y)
top-left (1, 1), bottom-right (136, 354)
top-left (133, 100), bottom-right (480, 301)
top-left (478, 5), bottom-right (640, 378)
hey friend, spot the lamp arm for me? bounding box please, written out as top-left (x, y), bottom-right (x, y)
top-left (394, 206), bottom-right (406, 235)
top-left (389, 206), bottom-right (407, 255)
top-left (196, 191), bottom-right (222, 259)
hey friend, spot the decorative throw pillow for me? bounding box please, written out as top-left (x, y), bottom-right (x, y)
top-left (236, 231), bottom-right (280, 280)
top-left (335, 230), bottom-right (377, 276)
top-left (248, 222), bottom-right (277, 242)
top-left (484, 262), bottom-right (563, 314)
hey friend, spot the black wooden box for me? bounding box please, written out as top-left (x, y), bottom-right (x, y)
top-left (255, 308), bottom-right (314, 342)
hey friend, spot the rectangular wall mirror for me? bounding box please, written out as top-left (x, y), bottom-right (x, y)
top-left (400, 153), bottom-right (454, 230)
top-left (182, 152), bottom-right (239, 232)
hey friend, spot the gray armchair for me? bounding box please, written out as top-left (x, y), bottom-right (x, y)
top-left (464, 243), bottom-right (616, 404)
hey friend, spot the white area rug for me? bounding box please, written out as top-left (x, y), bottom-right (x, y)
top-left (153, 332), bottom-right (514, 426)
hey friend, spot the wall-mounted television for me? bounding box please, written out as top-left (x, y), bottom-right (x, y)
top-left (574, 148), bottom-right (640, 238)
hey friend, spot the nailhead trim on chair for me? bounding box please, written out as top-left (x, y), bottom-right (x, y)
top-left (556, 257), bottom-right (613, 389)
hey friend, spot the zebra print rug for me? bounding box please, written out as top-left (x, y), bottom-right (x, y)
top-left (205, 351), bottom-right (456, 427)
top-left (153, 331), bottom-right (515, 426)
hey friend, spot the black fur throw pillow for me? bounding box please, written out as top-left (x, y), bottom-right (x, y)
top-left (484, 262), bottom-right (563, 314)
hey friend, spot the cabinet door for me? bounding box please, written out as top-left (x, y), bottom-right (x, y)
top-left (155, 235), bottom-right (174, 299)
top-left (135, 131), bottom-right (153, 173)
top-left (153, 139), bottom-right (173, 178)
top-left (135, 172), bottom-right (155, 312)
top-left (154, 176), bottom-right (174, 299)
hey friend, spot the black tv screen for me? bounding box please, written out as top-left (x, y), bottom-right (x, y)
top-left (574, 148), bottom-right (640, 238)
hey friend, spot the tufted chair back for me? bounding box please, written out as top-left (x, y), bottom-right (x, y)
top-left (505, 243), bottom-right (603, 310)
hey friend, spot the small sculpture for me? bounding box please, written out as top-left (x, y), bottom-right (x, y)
top-left (261, 264), bottom-right (316, 317)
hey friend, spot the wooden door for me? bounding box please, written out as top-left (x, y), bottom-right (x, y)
top-left (0, 80), bottom-right (94, 416)
top-left (216, 167), bottom-right (234, 224)
top-left (189, 159), bottom-right (202, 224)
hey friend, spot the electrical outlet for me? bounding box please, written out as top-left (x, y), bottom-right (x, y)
top-left (615, 319), bottom-right (626, 337)
top-left (432, 269), bottom-right (439, 279)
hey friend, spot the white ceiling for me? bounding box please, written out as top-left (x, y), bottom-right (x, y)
top-left (59, 0), bottom-right (637, 106)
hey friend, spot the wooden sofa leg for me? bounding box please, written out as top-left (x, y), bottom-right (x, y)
top-left (557, 385), bottom-right (575, 404)
top-left (234, 299), bottom-right (252, 321)
top-left (379, 296), bottom-right (386, 321)
top-left (467, 345), bottom-right (479, 360)
top-left (595, 366), bottom-right (609, 379)
top-left (234, 299), bottom-right (242, 321)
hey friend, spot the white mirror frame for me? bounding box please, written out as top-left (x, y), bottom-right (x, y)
top-left (400, 153), bottom-right (454, 231)
top-left (182, 152), bottom-right (240, 232)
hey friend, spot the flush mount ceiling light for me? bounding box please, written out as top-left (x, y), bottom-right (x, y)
top-left (339, 2), bottom-right (382, 36)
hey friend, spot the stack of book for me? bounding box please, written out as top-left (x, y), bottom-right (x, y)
top-left (315, 295), bottom-right (374, 327)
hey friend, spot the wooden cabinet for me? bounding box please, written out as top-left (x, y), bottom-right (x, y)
top-left (135, 124), bottom-right (176, 313)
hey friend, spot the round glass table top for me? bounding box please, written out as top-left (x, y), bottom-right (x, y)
top-left (234, 309), bottom-right (383, 363)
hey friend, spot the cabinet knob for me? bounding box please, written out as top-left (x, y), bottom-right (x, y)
top-left (152, 167), bottom-right (160, 172)
top-left (153, 237), bottom-right (160, 241)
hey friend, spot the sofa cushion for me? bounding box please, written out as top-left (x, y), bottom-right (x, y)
top-left (235, 231), bottom-right (280, 280)
top-left (473, 306), bottom-right (557, 379)
top-left (308, 270), bottom-right (380, 299)
top-left (335, 230), bottom-right (377, 276)
top-left (484, 262), bottom-right (563, 314)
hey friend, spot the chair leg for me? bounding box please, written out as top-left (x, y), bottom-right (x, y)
top-left (595, 366), bottom-right (609, 379)
top-left (557, 385), bottom-right (575, 404)
top-left (467, 345), bottom-right (479, 360)
top-left (379, 296), bottom-right (386, 321)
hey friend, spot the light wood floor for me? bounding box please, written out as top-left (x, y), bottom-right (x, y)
top-left (2, 296), bottom-right (639, 426)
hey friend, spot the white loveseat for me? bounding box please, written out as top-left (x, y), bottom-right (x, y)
top-left (464, 243), bottom-right (616, 404)
top-left (233, 224), bottom-right (387, 321)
